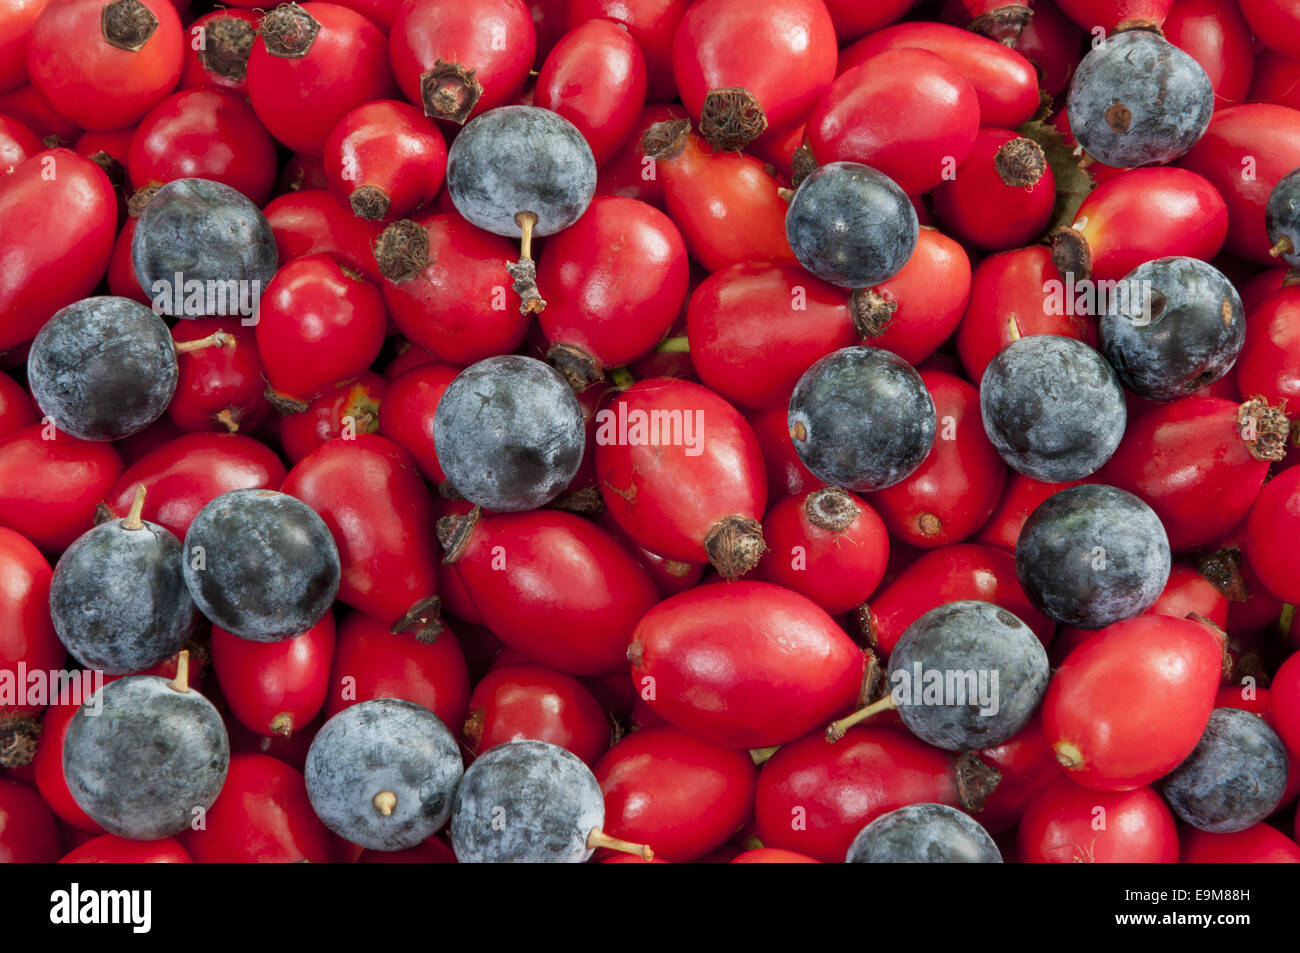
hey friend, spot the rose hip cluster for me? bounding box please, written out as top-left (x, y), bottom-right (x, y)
top-left (2, 0), bottom-right (1300, 866)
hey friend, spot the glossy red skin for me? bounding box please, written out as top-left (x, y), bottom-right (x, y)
top-left (1149, 563), bottom-right (1230, 628)
top-left (672, 0), bottom-right (836, 143)
top-left (730, 847), bottom-right (820, 863)
top-left (1272, 653), bottom-right (1300, 755)
top-left (211, 614), bottom-right (335, 738)
top-left (1182, 824), bottom-right (1300, 862)
top-left (0, 425), bottom-right (122, 552)
top-left (1248, 49), bottom-right (1300, 111)
top-left (1236, 285), bottom-right (1300, 410)
top-left (1208, 517), bottom-right (1286, 634)
top-left (447, 511), bottom-right (659, 675)
top-left (377, 363), bottom-right (457, 484)
top-left (0, 85), bottom-right (82, 144)
top-left (1239, 0), bottom-right (1300, 59)
top-left (1179, 104), bottom-right (1300, 264)
top-left (866, 544), bottom-right (1056, 655)
top-left (74, 126), bottom-right (134, 172)
top-left (656, 131), bottom-right (795, 272)
top-left (956, 245), bottom-right (1098, 385)
top-left (383, 340), bottom-right (437, 378)
top-left (0, 149), bottom-right (116, 352)
top-left (1237, 266), bottom-right (1289, 314)
top-left (265, 190), bottom-right (384, 284)
top-left (0, 0), bottom-right (50, 93)
top-left (324, 100), bottom-right (447, 223)
top-left (1097, 397), bottom-right (1273, 551)
top-left (465, 664), bottom-right (609, 766)
top-left (595, 726), bottom-right (756, 862)
top-left (839, 21), bottom-right (1039, 131)
top-left (378, 212), bottom-right (529, 365)
top-left (1164, 0), bottom-right (1255, 108)
top-left (60, 834), bottom-right (192, 862)
top-left (757, 489), bottom-right (889, 616)
top-left (182, 753), bottom-right (333, 862)
top-left (276, 151), bottom-right (330, 195)
top-left (0, 528), bottom-right (63, 721)
top-left (596, 377), bottom-right (767, 565)
top-left (168, 319), bottom-right (270, 434)
top-left (279, 372), bottom-right (386, 463)
top-left (754, 725), bottom-right (959, 863)
top-left (1017, 778), bottom-right (1179, 863)
top-left (593, 509), bottom-right (706, 599)
top-left (282, 435), bottom-right (441, 628)
top-left (180, 10), bottom-right (261, 94)
top-left (257, 253), bottom-right (388, 404)
top-left (430, 498), bottom-right (483, 627)
top-left (688, 262), bottom-right (854, 410)
top-left (745, 402), bottom-right (825, 504)
top-left (27, 0), bottom-right (182, 130)
top-left (979, 475), bottom-right (1093, 556)
top-left (101, 432), bottom-right (286, 539)
top-left (539, 196), bottom-right (688, 370)
top-left (389, 0), bottom-right (536, 124)
top-left (629, 582), bottom-right (865, 749)
top-left (247, 3), bottom-right (395, 154)
top-left (595, 103), bottom-right (687, 208)
top-left (127, 89), bottom-right (276, 206)
top-left (932, 128), bottom-right (1056, 251)
top-left (322, 611), bottom-right (470, 731)
top-left (823, 0), bottom-right (914, 42)
top-left (113, 418), bottom-right (192, 463)
top-left (809, 49), bottom-right (978, 197)
top-left (536, 20), bottom-right (646, 165)
top-left (1245, 465), bottom-right (1300, 603)
top-left (966, 717), bottom-right (1061, 835)
top-left (357, 836), bottom-right (458, 863)
top-left (1054, 0), bottom-right (1173, 31)
top-left (0, 372), bottom-right (37, 439)
top-left (0, 115), bottom-right (42, 168)
top-left (1014, 0), bottom-right (1083, 98)
top-left (33, 689), bottom-right (100, 832)
top-left (0, 776), bottom-right (60, 862)
top-left (1064, 167), bottom-right (1229, 282)
top-left (1043, 614), bottom-right (1224, 791)
top-left (565, 0), bottom-right (686, 102)
top-left (869, 371), bottom-right (1005, 550)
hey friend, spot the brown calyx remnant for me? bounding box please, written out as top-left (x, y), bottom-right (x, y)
top-left (955, 750), bottom-right (1004, 813)
top-left (373, 219), bottom-right (429, 283)
top-left (804, 486), bottom-right (859, 532)
top-left (546, 487), bottom-right (605, 516)
top-left (994, 137), bottom-right (1047, 187)
top-left (1049, 226), bottom-right (1092, 282)
top-left (349, 185), bottom-right (391, 222)
top-left (849, 288), bottom-right (898, 338)
top-left (1188, 613), bottom-right (1233, 682)
top-left (127, 184), bottom-right (161, 218)
top-left (790, 145), bottom-right (818, 189)
top-left (0, 712), bottom-right (41, 768)
top-left (102, 0), bottom-right (159, 52)
top-left (1104, 102), bottom-right (1132, 134)
top-left (1196, 547), bottom-right (1249, 602)
top-left (858, 647), bottom-right (884, 706)
top-left (698, 87), bottom-right (767, 153)
top-left (420, 60), bottom-right (483, 125)
top-left (199, 15), bottom-right (256, 83)
top-left (391, 594), bottom-right (444, 644)
top-left (264, 385), bottom-right (310, 416)
top-left (436, 505), bottom-right (482, 565)
top-left (917, 513), bottom-right (942, 537)
top-left (547, 342), bottom-right (603, 393)
top-left (1237, 397), bottom-right (1290, 462)
top-left (1113, 19), bottom-right (1166, 36)
top-left (703, 514), bottom-right (767, 580)
top-left (270, 712), bottom-right (294, 737)
top-left (260, 3), bottom-right (321, 59)
top-left (851, 603), bottom-right (878, 650)
top-left (462, 708), bottom-right (484, 754)
top-left (967, 5), bottom-right (1033, 46)
top-left (87, 151), bottom-right (127, 190)
top-left (641, 118), bottom-right (691, 161)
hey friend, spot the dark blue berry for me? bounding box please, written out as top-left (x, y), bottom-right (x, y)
top-left (846, 803), bottom-right (1002, 863)
top-left (1265, 166), bottom-right (1300, 268)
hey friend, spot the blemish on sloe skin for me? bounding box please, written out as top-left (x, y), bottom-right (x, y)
top-left (845, 803), bottom-right (1002, 863)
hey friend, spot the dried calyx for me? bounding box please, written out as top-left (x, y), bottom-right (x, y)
top-left (373, 219), bottom-right (429, 283)
top-left (703, 515), bottom-right (767, 580)
top-left (1237, 397), bottom-right (1290, 462)
top-left (102, 0), bottom-right (158, 52)
top-left (698, 87), bottom-right (767, 153)
top-left (421, 59), bottom-right (483, 125)
top-left (260, 2), bottom-right (321, 59)
top-left (199, 15), bottom-right (257, 83)
top-left (994, 137), bottom-right (1047, 188)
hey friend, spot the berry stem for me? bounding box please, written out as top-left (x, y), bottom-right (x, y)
top-left (122, 484), bottom-right (148, 530)
top-left (173, 330), bottom-right (234, 354)
top-left (825, 694), bottom-right (897, 741)
top-left (655, 336), bottom-right (690, 353)
top-left (373, 791), bottom-right (397, 816)
top-left (1270, 236), bottom-right (1294, 259)
top-left (169, 650), bottom-right (190, 694)
top-left (587, 826), bottom-right (654, 861)
top-left (507, 211), bottom-right (546, 315)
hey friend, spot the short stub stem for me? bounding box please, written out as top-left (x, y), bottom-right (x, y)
top-left (169, 650), bottom-right (190, 694)
top-left (587, 826), bottom-right (654, 861)
top-left (373, 791), bottom-right (397, 816)
top-left (1270, 236), bottom-right (1294, 259)
top-left (122, 484), bottom-right (148, 530)
top-left (825, 695), bottom-right (897, 742)
top-left (508, 211), bottom-right (546, 315)
top-left (173, 330), bottom-right (234, 354)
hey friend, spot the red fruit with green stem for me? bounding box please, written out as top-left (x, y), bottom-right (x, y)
top-left (0, 116), bottom-right (41, 168)
top-left (594, 726), bottom-right (756, 862)
top-left (565, 0), bottom-right (687, 101)
top-left (1042, 614), bottom-right (1225, 791)
top-left (1182, 824), bottom-right (1300, 862)
top-left (628, 581), bottom-right (866, 749)
top-left (256, 253), bottom-right (388, 413)
top-left (1049, 167), bottom-right (1228, 282)
top-left (595, 103), bottom-right (688, 208)
top-left (754, 726), bottom-right (961, 863)
top-left (595, 377), bottom-right (768, 578)
top-left (862, 543), bottom-right (1055, 655)
top-left (1236, 284), bottom-right (1300, 410)
top-left (0, 0), bottom-right (50, 93)
top-left (961, 718), bottom-right (1062, 836)
top-left (0, 777), bottom-right (59, 862)
top-left (1248, 50), bottom-right (1300, 111)
top-left (536, 19), bottom-right (647, 166)
top-left (955, 245), bottom-right (1098, 386)
top-left (641, 119), bottom-right (795, 272)
top-left (1164, 0), bottom-right (1255, 109)
top-left (869, 371), bottom-right (1006, 549)
top-left (211, 613), bottom-right (335, 739)
top-left (1014, 0), bottom-right (1083, 99)
top-left (168, 320), bottom-right (270, 435)
top-left (838, 21), bottom-right (1039, 131)
top-left (99, 432), bottom-right (285, 539)
top-left (377, 363), bottom-right (458, 485)
top-left (373, 212), bottom-right (530, 365)
top-left (389, 0), bottom-right (536, 125)
top-left (1097, 396), bottom-right (1286, 551)
top-left (0, 424), bottom-right (122, 552)
top-left (60, 834), bottom-right (192, 862)
top-left (932, 128), bottom-right (1056, 251)
top-left (1238, 0), bottom-right (1300, 60)
top-left (1244, 465), bottom-right (1300, 603)
top-left (180, 9), bottom-right (260, 94)
top-left (439, 508), bottom-right (660, 676)
top-left (322, 611), bottom-right (470, 729)
top-left (807, 48), bottom-right (979, 197)
top-left (464, 664), bottom-right (610, 766)
top-left (282, 435), bottom-right (444, 641)
top-left (0, 527), bottom-right (63, 767)
top-left (756, 487), bottom-right (889, 616)
top-left (26, 0), bottom-right (183, 130)
top-left (246, 2), bottom-right (396, 154)
top-left (264, 190), bottom-right (385, 284)
top-left (1017, 778), bottom-right (1180, 863)
top-left (671, 0), bottom-right (836, 152)
top-left (1053, 0), bottom-right (1172, 32)
top-left (0, 373), bottom-right (37, 439)
top-left (1178, 104), bottom-right (1300, 264)
top-left (323, 100), bottom-right (447, 223)
top-left (278, 372), bottom-right (386, 463)
top-left (959, 0), bottom-right (1032, 43)
top-left (0, 149), bottom-right (116, 353)
top-left (539, 196), bottom-right (689, 389)
top-left (181, 753), bottom-right (334, 863)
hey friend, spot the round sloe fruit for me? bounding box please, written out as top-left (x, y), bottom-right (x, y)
top-left (846, 804), bottom-right (1002, 863)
